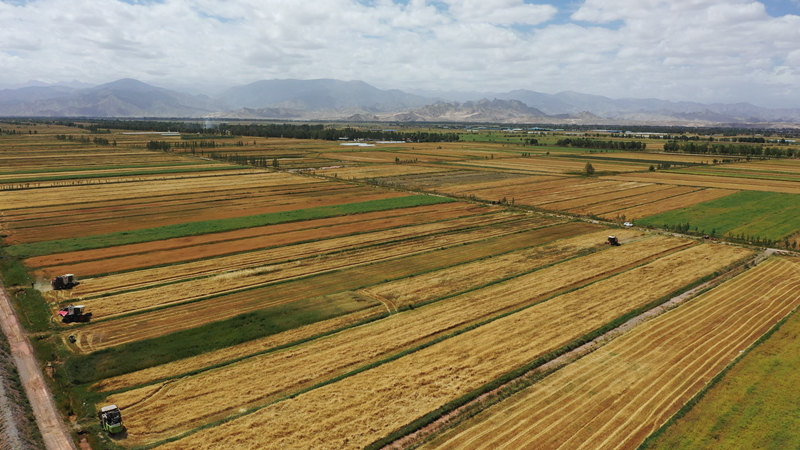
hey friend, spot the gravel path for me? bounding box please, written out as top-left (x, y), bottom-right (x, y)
top-left (0, 280), bottom-right (76, 450)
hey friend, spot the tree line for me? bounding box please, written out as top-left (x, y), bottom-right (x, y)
top-left (556, 138), bottom-right (646, 150)
top-left (83, 120), bottom-right (459, 143)
top-left (663, 141), bottom-right (798, 157)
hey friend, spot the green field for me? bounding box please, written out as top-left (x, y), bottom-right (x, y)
top-left (638, 190), bottom-right (800, 243)
top-left (646, 309), bottom-right (800, 449)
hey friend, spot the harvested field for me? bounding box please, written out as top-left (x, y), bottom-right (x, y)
top-left (9, 182), bottom-right (395, 244)
top-left (371, 170), bottom-right (528, 191)
top-left (648, 259), bottom-right (800, 449)
top-left (537, 183), bottom-right (673, 211)
top-left (454, 156), bottom-right (650, 174)
top-left (432, 257), bottom-right (800, 450)
top-left (359, 228), bottom-right (643, 309)
top-left (319, 151), bottom-right (462, 163)
top-left (313, 164), bottom-right (446, 179)
top-left (0, 171), bottom-right (320, 210)
top-left (584, 152), bottom-right (715, 164)
top-left (105, 232), bottom-right (690, 444)
top-left (11, 194), bottom-right (440, 260)
top-left (69, 216), bottom-right (564, 351)
top-left (606, 172), bottom-right (800, 194)
top-left (71, 214), bottom-right (547, 318)
top-left (96, 227), bottom-right (630, 388)
top-left (157, 244), bottom-right (751, 449)
top-left (34, 202), bottom-right (489, 277)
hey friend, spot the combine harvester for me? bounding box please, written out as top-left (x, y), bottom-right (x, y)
top-left (58, 305), bottom-right (92, 323)
top-left (607, 235), bottom-right (621, 246)
top-left (51, 274), bottom-right (79, 290)
top-left (98, 405), bottom-right (125, 434)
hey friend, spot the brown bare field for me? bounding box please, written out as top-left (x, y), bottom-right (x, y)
top-left (540, 184), bottom-right (682, 211)
top-left (0, 167), bottom-right (251, 191)
top-left (369, 170), bottom-right (530, 192)
top-left (719, 158), bottom-right (800, 174)
top-left (11, 182), bottom-right (390, 244)
top-left (454, 156), bottom-right (651, 174)
top-left (606, 172), bottom-right (800, 194)
top-left (565, 186), bottom-right (700, 215)
top-left (105, 232), bottom-right (691, 444)
top-left (51, 203), bottom-right (488, 291)
top-left (585, 152), bottom-right (716, 164)
top-left (158, 243), bottom-right (751, 450)
top-left (431, 257), bottom-right (800, 450)
top-left (313, 164), bottom-right (448, 179)
top-left (72, 214), bottom-right (547, 318)
top-left (442, 175), bottom-right (563, 197)
top-left (69, 216), bottom-right (563, 351)
top-left (0, 163), bottom-right (222, 181)
top-left (0, 171), bottom-right (321, 209)
top-left (32, 202), bottom-right (488, 276)
top-left (36, 205), bottom-right (506, 279)
top-left (598, 188), bottom-right (738, 221)
top-left (319, 151), bottom-right (463, 163)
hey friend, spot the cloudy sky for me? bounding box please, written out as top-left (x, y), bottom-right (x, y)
top-left (1, 0), bottom-right (799, 107)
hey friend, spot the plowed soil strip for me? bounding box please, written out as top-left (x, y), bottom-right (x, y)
top-left (154, 244), bottom-right (750, 450)
top-left (431, 257), bottom-right (800, 450)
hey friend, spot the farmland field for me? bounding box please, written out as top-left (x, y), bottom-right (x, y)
top-left (647, 260), bottom-right (800, 449)
top-left (429, 256), bottom-right (800, 450)
top-left (638, 190), bottom-right (800, 243)
top-left (0, 122), bottom-right (798, 449)
top-left (156, 243), bottom-right (751, 449)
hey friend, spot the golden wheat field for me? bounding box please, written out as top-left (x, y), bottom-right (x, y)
top-left (156, 244), bottom-right (751, 449)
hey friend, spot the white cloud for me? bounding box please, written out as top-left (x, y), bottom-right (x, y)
top-left (0, 0), bottom-right (798, 107)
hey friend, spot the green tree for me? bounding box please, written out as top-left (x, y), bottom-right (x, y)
top-left (584, 162), bottom-right (595, 176)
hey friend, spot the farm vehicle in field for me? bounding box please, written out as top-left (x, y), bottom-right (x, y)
top-left (607, 236), bottom-right (620, 246)
top-left (58, 304), bottom-right (92, 323)
top-left (98, 405), bottom-right (125, 434)
top-left (51, 274), bottom-right (79, 290)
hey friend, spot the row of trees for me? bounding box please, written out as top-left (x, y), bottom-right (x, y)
top-left (221, 123), bottom-right (459, 142)
top-left (663, 141), bottom-right (798, 157)
top-left (556, 138), bottom-right (646, 150)
top-left (82, 120), bottom-right (459, 143)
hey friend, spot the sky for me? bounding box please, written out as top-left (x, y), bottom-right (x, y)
top-left (1, 0), bottom-right (799, 107)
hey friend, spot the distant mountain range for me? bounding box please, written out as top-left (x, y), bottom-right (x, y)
top-left (1, 78), bottom-right (799, 126)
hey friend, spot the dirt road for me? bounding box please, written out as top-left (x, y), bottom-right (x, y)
top-left (0, 281), bottom-right (76, 450)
